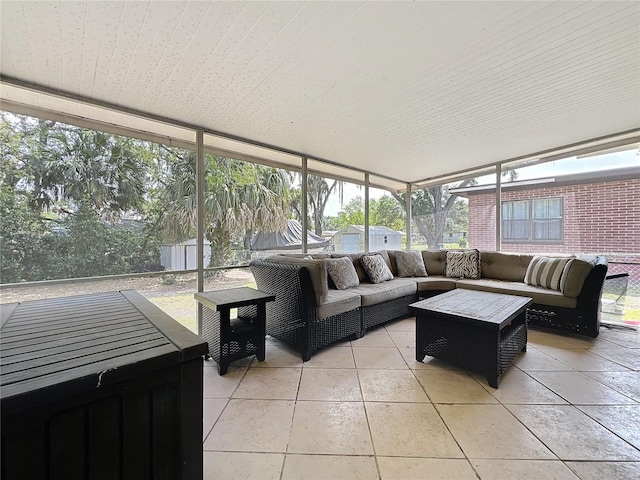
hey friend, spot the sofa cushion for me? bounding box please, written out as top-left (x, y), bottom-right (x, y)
top-left (421, 250), bottom-right (447, 276)
top-left (267, 255), bottom-right (328, 304)
top-left (316, 289), bottom-right (361, 319)
top-left (524, 256), bottom-right (571, 291)
top-left (456, 279), bottom-right (577, 309)
top-left (331, 253), bottom-right (368, 282)
top-left (325, 256), bottom-right (360, 290)
top-left (360, 253), bottom-right (394, 283)
top-left (445, 249), bottom-right (481, 279)
top-left (560, 255), bottom-right (596, 298)
top-left (395, 250), bottom-right (428, 277)
top-left (414, 276), bottom-right (458, 292)
top-left (480, 251), bottom-right (533, 282)
top-left (349, 278), bottom-right (417, 307)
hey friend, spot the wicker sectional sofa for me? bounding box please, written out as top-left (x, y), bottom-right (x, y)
top-left (249, 250), bottom-right (608, 361)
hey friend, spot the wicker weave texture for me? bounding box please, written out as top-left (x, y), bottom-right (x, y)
top-left (200, 308), bottom-right (259, 364)
top-left (362, 294), bottom-right (417, 330)
top-left (250, 260), bottom-right (361, 360)
top-left (416, 311), bottom-right (527, 386)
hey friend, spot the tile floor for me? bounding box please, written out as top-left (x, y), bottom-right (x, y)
top-left (202, 318), bottom-right (640, 479)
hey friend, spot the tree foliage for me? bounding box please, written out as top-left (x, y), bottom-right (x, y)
top-left (158, 149), bottom-right (291, 267)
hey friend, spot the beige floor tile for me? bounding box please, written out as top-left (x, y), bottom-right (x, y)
top-left (388, 331), bottom-right (415, 349)
top-left (508, 405), bottom-right (640, 461)
top-left (204, 399), bottom-right (295, 452)
top-left (288, 401), bottom-right (373, 455)
top-left (203, 451), bottom-right (283, 480)
top-left (253, 344), bottom-right (304, 368)
top-left (528, 329), bottom-right (598, 350)
top-left (565, 461), bottom-right (640, 480)
top-left (598, 328), bottom-right (640, 349)
top-left (366, 402), bottom-right (463, 458)
top-left (203, 398), bottom-right (228, 440)
top-left (436, 404), bottom-right (555, 459)
top-left (203, 365), bottom-right (247, 398)
top-left (297, 368), bottom-right (362, 401)
top-left (542, 346), bottom-right (632, 371)
top-left (589, 345), bottom-right (640, 371)
top-left (398, 346), bottom-right (431, 369)
top-left (303, 345), bottom-right (355, 369)
top-left (512, 347), bottom-right (574, 371)
top-left (351, 326), bottom-right (396, 347)
top-left (578, 405), bottom-right (640, 450)
top-left (352, 346), bottom-right (409, 369)
top-left (527, 371), bottom-right (637, 404)
top-left (471, 460), bottom-right (580, 480)
top-left (232, 367), bottom-right (301, 400)
top-left (358, 369), bottom-right (429, 402)
top-left (281, 454), bottom-right (378, 480)
top-left (384, 317), bottom-right (416, 332)
top-left (474, 369), bottom-right (568, 404)
top-left (584, 371), bottom-right (640, 402)
top-left (378, 457), bottom-right (477, 480)
top-left (414, 370), bottom-right (497, 404)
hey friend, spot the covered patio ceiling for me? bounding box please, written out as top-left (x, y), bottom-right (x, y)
top-left (1, 1), bottom-right (639, 192)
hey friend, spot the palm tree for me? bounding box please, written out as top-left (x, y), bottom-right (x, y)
top-left (160, 150), bottom-right (291, 267)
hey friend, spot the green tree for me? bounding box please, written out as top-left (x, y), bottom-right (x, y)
top-left (371, 195), bottom-right (405, 231)
top-left (336, 196), bottom-right (364, 229)
top-left (1, 112), bottom-right (149, 218)
top-left (160, 150), bottom-right (291, 267)
top-left (306, 175), bottom-right (344, 235)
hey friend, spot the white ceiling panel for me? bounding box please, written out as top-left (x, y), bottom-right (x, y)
top-left (1, 0), bottom-right (638, 187)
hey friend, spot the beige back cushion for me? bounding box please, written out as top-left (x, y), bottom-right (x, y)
top-left (268, 255), bottom-right (328, 304)
top-left (421, 250), bottom-right (447, 276)
top-left (480, 251), bottom-right (534, 282)
top-left (560, 255), bottom-right (596, 298)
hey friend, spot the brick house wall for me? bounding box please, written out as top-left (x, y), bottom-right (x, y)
top-left (467, 177), bottom-right (640, 256)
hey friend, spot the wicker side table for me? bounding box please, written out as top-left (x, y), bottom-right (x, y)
top-left (195, 287), bottom-right (275, 375)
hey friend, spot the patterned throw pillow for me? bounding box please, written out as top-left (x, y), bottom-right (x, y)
top-left (524, 256), bottom-right (571, 291)
top-left (395, 251), bottom-right (428, 277)
top-left (445, 249), bottom-right (481, 279)
top-left (325, 256), bottom-right (360, 289)
top-left (360, 254), bottom-right (394, 284)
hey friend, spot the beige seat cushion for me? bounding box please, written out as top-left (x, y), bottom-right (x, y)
top-left (317, 289), bottom-right (361, 319)
top-left (414, 276), bottom-right (458, 292)
top-left (456, 279), bottom-right (577, 309)
top-left (349, 278), bottom-right (417, 307)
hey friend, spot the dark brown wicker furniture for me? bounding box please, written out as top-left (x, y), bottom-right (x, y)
top-left (195, 287), bottom-right (275, 375)
top-left (250, 260), bottom-right (361, 361)
top-left (410, 289), bottom-right (532, 388)
top-left (524, 255), bottom-right (608, 338)
top-left (1, 290), bottom-right (207, 480)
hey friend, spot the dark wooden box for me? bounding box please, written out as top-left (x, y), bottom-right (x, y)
top-left (1, 290), bottom-right (208, 480)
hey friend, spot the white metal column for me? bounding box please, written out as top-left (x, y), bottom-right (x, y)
top-left (301, 157), bottom-right (308, 253)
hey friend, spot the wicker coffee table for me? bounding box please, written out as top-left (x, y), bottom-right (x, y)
top-left (410, 289), bottom-right (532, 388)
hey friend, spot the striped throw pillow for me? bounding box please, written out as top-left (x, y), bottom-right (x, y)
top-left (445, 249), bottom-right (481, 279)
top-left (524, 256), bottom-right (571, 291)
